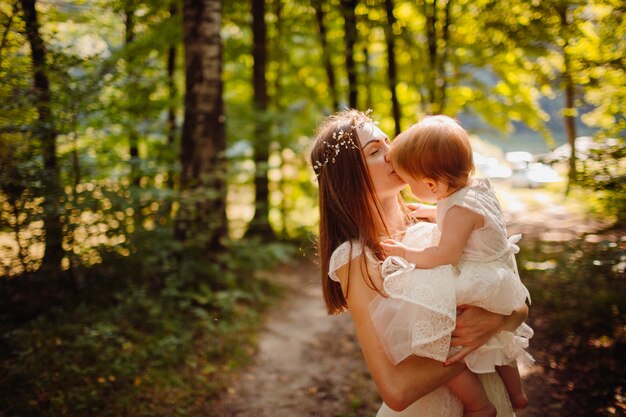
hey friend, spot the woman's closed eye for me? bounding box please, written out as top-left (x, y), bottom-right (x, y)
top-left (365, 137), bottom-right (390, 156)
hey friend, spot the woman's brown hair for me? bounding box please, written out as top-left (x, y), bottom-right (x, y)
top-left (311, 109), bottom-right (405, 314)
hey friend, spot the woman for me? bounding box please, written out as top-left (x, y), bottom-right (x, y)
top-left (310, 109), bottom-right (528, 416)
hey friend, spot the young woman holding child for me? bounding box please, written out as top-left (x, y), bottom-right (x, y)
top-left (310, 109), bottom-right (531, 416)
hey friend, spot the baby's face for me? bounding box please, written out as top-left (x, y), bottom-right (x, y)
top-left (397, 169), bottom-right (438, 204)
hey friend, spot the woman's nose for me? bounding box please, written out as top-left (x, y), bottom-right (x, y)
top-left (384, 152), bottom-right (390, 163)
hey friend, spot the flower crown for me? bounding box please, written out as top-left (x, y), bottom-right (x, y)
top-left (313, 112), bottom-right (376, 179)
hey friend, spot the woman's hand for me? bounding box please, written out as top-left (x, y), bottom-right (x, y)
top-left (444, 305), bottom-right (506, 366)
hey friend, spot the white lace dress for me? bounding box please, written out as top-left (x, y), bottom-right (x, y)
top-left (329, 220), bottom-right (516, 417)
top-left (371, 178), bottom-right (533, 374)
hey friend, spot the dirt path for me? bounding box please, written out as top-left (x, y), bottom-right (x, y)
top-left (212, 259), bottom-right (373, 417)
top-left (212, 185), bottom-right (612, 417)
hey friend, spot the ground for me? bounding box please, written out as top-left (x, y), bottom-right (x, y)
top-left (211, 184), bottom-right (617, 417)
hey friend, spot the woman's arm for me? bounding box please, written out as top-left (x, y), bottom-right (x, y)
top-left (337, 256), bottom-right (466, 411)
top-left (444, 303), bottom-right (529, 366)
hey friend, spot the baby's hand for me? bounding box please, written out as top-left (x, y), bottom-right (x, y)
top-left (380, 239), bottom-right (408, 258)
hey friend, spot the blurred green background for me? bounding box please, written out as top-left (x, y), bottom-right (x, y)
top-left (0, 0), bottom-right (624, 415)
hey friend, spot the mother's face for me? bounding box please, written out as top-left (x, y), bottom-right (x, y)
top-left (357, 123), bottom-right (405, 198)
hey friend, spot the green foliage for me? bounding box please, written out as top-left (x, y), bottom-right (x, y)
top-left (572, 137), bottom-right (626, 225)
top-left (0, 221), bottom-right (290, 416)
top-left (0, 0), bottom-right (624, 413)
top-left (519, 233), bottom-right (626, 414)
top-left (521, 237), bottom-right (626, 341)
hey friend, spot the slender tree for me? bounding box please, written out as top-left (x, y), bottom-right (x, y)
top-left (312, 0), bottom-right (339, 110)
top-left (362, 42), bottom-right (373, 111)
top-left (422, 0), bottom-right (451, 114)
top-left (383, 0), bottom-right (401, 136)
top-left (124, 0), bottom-right (140, 187)
top-left (19, 0), bottom-right (64, 275)
top-left (341, 0), bottom-right (358, 108)
top-left (558, 4), bottom-right (578, 189)
top-left (166, 1), bottom-right (178, 192)
top-left (176, 0), bottom-right (227, 254)
top-left (246, 0), bottom-right (274, 240)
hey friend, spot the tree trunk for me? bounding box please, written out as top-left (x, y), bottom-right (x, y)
top-left (563, 52), bottom-right (577, 187)
top-left (384, 0), bottom-right (401, 136)
top-left (438, 0), bottom-right (451, 114)
top-left (176, 0), bottom-right (227, 255)
top-left (161, 3), bottom-right (178, 224)
top-left (312, 0), bottom-right (339, 110)
top-left (166, 2), bottom-right (178, 192)
top-left (246, 0), bottom-right (274, 240)
top-left (272, 0), bottom-right (288, 237)
top-left (342, 0), bottom-right (358, 108)
top-left (363, 43), bottom-right (373, 111)
top-left (125, 3), bottom-right (140, 187)
top-left (423, 0), bottom-right (450, 114)
top-left (559, 7), bottom-right (577, 190)
top-left (424, 0), bottom-right (438, 114)
top-left (20, 0), bottom-right (64, 276)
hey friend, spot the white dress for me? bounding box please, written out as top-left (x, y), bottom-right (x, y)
top-left (371, 178), bottom-right (533, 374)
top-left (329, 220), bottom-right (516, 417)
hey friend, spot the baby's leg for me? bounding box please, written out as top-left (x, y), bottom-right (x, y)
top-left (446, 369), bottom-right (496, 417)
top-left (496, 362), bottom-right (528, 410)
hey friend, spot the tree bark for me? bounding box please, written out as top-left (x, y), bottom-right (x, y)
top-left (125, 2), bottom-right (140, 187)
top-left (176, 0), bottom-right (227, 254)
top-left (559, 6), bottom-right (577, 190)
top-left (272, 0), bottom-right (289, 237)
top-left (246, 0), bottom-right (274, 240)
top-left (312, 0), bottom-right (339, 110)
top-left (20, 0), bottom-right (64, 276)
top-left (384, 0), bottom-right (401, 136)
top-left (363, 43), bottom-right (373, 111)
top-left (424, 0), bottom-right (438, 114)
top-left (438, 0), bottom-right (451, 114)
top-left (342, 0), bottom-right (358, 108)
top-left (166, 2), bottom-right (178, 192)
top-left (423, 0), bottom-right (450, 114)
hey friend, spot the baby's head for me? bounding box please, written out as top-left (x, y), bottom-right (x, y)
top-left (389, 115), bottom-right (474, 193)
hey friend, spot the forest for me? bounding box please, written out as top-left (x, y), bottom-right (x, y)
top-left (0, 0), bottom-right (624, 415)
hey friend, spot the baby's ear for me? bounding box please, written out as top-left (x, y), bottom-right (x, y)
top-left (422, 178), bottom-right (438, 193)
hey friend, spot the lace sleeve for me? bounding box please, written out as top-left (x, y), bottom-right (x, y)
top-left (329, 241), bottom-right (378, 282)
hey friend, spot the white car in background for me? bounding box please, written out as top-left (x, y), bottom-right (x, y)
top-left (473, 152), bottom-right (512, 179)
top-left (505, 151), bottom-right (562, 188)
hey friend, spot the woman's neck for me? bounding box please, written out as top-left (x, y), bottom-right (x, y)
top-left (376, 194), bottom-right (406, 237)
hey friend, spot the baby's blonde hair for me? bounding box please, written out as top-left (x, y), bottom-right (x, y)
top-left (390, 115), bottom-right (474, 190)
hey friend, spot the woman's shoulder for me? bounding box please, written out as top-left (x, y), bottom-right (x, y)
top-left (329, 240), bottom-right (377, 283)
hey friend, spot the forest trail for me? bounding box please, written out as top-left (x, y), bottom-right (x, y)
top-left (211, 259), bottom-right (368, 417)
top-left (212, 184), bottom-right (611, 417)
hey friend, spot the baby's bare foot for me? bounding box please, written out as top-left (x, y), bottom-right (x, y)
top-left (463, 403), bottom-right (497, 417)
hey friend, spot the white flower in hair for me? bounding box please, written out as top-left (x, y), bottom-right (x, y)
top-left (313, 112), bottom-right (378, 178)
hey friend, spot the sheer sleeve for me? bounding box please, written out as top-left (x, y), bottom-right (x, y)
top-left (329, 241), bottom-right (378, 282)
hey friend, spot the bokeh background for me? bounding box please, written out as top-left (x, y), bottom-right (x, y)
top-left (0, 0), bottom-right (624, 416)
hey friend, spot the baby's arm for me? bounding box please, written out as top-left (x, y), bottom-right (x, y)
top-left (381, 205), bottom-right (483, 268)
top-left (407, 202), bottom-right (436, 222)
